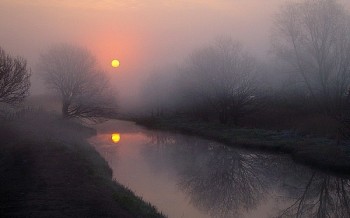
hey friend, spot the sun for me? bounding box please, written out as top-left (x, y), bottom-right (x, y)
top-left (111, 59), bottom-right (120, 68)
top-left (111, 133), bottom-right (121, 143)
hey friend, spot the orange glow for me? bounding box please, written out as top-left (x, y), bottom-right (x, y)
top-left (111, 133), bottom-right (121, 143)
top-left (80, 29), bottom-right (144, 74)
top-left (111, 59), bottom-right (120, 68)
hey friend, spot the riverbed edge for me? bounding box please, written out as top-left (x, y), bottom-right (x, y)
top-left (78, 128), bottom-right (166, 218)
top-left (0, 115), bottom-right (165, 218)
top-left (134, 117), bottom-right (350, 174)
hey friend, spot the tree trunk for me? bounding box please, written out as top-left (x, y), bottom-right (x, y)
top-left (219, 108), bottom-right (229, 124)
top-left (62, 100), bottom-right (70, 118)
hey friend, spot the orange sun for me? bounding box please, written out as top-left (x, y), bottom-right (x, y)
top-left (111, 59), bottom-right (120, 68)
top-left (111, 133), bottom-right (121, 143)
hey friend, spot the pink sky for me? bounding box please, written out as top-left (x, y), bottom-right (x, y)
top-left (1, 0), bottom-right (349, 105)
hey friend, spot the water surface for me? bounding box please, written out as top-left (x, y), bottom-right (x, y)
top-left (90, 120), bottom-right (350, 218)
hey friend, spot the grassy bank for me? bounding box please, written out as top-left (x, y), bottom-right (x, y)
top-left (0, 110), bottom-right (164, 218)
top-left (135, 117), bottom-right (350, 174)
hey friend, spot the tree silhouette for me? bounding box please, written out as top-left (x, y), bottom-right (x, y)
top-left (38, 44), bottom-right (117, 122)
top-left (272, 0), bottom-right (350, 116)
top-left (0, 47), bottom-right (30, 105)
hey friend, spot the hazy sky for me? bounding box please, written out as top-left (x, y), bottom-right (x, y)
top-left (1, 0), bottom-right (349, 104)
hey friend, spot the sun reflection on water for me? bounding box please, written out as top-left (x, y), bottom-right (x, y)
top-left (111, 133), bottom-right (121, 144)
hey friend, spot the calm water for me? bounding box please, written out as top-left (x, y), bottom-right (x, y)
top-left (89, 120), bottom-right (350, 218)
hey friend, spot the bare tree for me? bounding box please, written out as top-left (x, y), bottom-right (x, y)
top-left (38, 44), bottom-right (117, 122)
top-left (272, 0), bottom-right (350, 116)
top-left (184, 38), bottom-right (257, 124)
top-left (0, 47), bottom-right (30, 105)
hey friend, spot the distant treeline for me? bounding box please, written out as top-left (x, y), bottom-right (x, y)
top-left (138, 0), bottom-right (350, 139)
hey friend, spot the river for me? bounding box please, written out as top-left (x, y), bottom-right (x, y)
top-left (89, 120), bottom-right (350, 218)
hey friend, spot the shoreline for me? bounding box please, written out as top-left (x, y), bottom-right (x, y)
top-left (135, 117), bottom-right (350, 174)
top-left (0, 113), bottom-right (164, 218)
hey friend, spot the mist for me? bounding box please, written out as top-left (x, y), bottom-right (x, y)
top-left (2, 1), bottom-right (350, 217)
top-left (0, 0), bottom-right (294, 108)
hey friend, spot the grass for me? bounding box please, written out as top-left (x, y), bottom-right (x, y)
top-left (135, 116), bottom-right (350, 174)
top-left (0, 110), bottom-right (165, 218)
top-left (112, 187), bottom-right (164, 218)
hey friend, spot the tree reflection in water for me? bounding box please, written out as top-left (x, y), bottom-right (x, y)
top-left (178, 145), bottom-right (269, 217)
top-left (142, 131), bottom-right (350, 218)
top-left (142, 131), bottom-right (272, 217)
top-left (278, 172), bottom-right (350, 218)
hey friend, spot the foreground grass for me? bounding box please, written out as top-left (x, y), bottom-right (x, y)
top-left (136, 116), bottom-right (350, 174)
top-left (0, 110), bottom-right (164, 218)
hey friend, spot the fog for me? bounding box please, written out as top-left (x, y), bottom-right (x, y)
top-left (2, 0), bottom-right (350, 113)
top-left (0, 0), bottom-right (290, 109)
top-left (3, 1), bottom-right (350, 217)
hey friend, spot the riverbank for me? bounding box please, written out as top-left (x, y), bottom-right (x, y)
top-left (0, 111), bottom-right (164, 218)
top-left (135, 117), bottom-right (350, 174)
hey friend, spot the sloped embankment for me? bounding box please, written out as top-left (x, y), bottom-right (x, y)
top-left (0, 111), bottom-right (164, 218)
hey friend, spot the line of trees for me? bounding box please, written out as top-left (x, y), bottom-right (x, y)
top-left (139, 0), bottom-right (350, 137)
top-left (140, 38), bottom-right (258, 125)
top-left (3, 0), bottom-right (350, 132)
